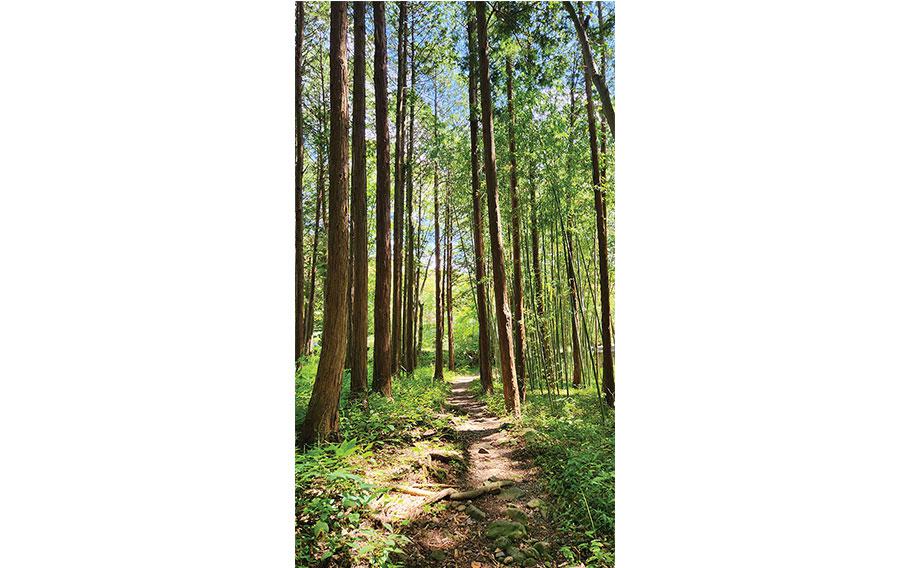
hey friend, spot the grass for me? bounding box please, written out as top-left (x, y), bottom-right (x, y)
top-left (476, 376), bottom-right (615, 566)
top-left (295, 354), bottom-right (456, 567)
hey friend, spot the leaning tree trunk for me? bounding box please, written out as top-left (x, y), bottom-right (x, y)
top-left (477, 1), bottom-right (520, 416)
top-left (371, 0), bottom-right (393, 397)
top-left (467, 6), bottom-right (493, 394)
top-left (506, 56), bottom-right (527, 401)
top-left (349, 2), bottom-right (368, 395)
top-left (563, 1), bottom-right (614, 137)
top-left (295, 2), bottom-right (305, 363)
top-left (580, 4), bottom-right (615, 406)
top-left (300, 2), bottom-right (350, 445)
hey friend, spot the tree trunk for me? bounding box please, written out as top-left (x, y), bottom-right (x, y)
top-left (563, 1), bottom-right (614, 137)
top-left (391, 1), bottom-right (408, 376)
top-left (300, 2), bottom-right (350, 445)
top-left (506, 56), bottom-right (527, 401)
top-left (433, 73), bottom-right (444, 382)
top-left (445, 179), bottom-right (455, 370)
top-left (302, 146), bottom-right (324, 357)
top-left (349, 2), bottom-right (368, 395)
top-left (403, 18), bottom-right (417, 373)
top-left (477, 1), bottom-right (520, 417)
top-left (467, 6), bottom-right (493, 395)
top-left (371, 1), bottom-right (393, 397)
top-left (580, 4), bottom-right (615, 405)
top-left (295, 2), bottom-right (305, 363)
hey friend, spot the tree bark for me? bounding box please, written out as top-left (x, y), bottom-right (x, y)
top-left (302, 145), bottom-right (324, 357)
top-left (445, 179), bottom-right (455, 370)
top-left (372, 1), bottom-right (393, 397)
top-left (529, 161), bottom-right (555, 391)
top-left (300, 2), bottom-right (350, 445)
top-left (580, 4), bottom-right (615, 405)
top-left (403, 18), bottom-right (417, 373)
top-left (467, 6), bottom-right (493, 395)
top-left (563, 1), bottom-right (614, 137)
top-left (477, 1), bottom-right (520, 417)
top-left (391, 1), bottom-right (408, 376)
top-left (506, 56), bottom-right (527, 401)
top-left (433, 73), bottom-right (444, 382)
top-left (349, 2), bottom-right (368, 395)
top-left (295, 2), bottom-right (305, 363)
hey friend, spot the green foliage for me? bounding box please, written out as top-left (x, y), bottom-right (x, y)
top-left (296, 358), bottom-right (452, 567)
top-left (477, 379), bottom-right (615, 566)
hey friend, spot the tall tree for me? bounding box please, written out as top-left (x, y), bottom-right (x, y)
top-left (403, 13), bottom-right (417, 373)
top-left (528, 158), bottom-right (555, 392)
top-left (477, 0), bottom-right (520, 416)
top-left (391, 1), bottom-right (408, 375)
top-left (445, 178), bottom-right (454, 370)
top-left (467, 4), bottom-right (493, 394)
top-left (300, 2), bottom-right (350, 444)
top-left (295, 2), bottom-right (305, 363)
top-left (433, 72), bottom-right (444, 382)
top-left (349, 2), bottom-right (368, 395)
top-left (372, 1), bottom-right (393, 397)
top-left (506, 55), bottom-right (527, 400)
top-left (580, 3), bottom-right (615, 405)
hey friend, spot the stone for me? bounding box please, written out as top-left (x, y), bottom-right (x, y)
top-left (505, 546), bottom-right (526, 563)
top-left (478, 447), bottom-right (490, 454)
top-left (493, 536), bottom-right (511, 549)
top-left (532, 541), bottom-right (550, 556)
top-left (503, 557), bottom-right (514, 565)
top-left (526, 498), bottom-right (543, 509)
top-left (504, 507), bottom-right (528, 524)
top-left (495, 550), bottom-right (506, 559)
top-left (457, 505), bottom-right (466, 512)
top-left (522, 559), bottom-right (537, 567)
top-left (485, 520), bottom-right (527, 541)
top-left (465, 504), bottom-right (487, 521)
top-left (497, 487), bottom-right (527, 502)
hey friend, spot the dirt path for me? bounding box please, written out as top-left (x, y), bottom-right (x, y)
top-left (403, 375), bottom-right (556, 567)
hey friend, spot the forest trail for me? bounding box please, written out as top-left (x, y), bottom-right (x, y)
top-left (404, 375), bottom-right (557, 567)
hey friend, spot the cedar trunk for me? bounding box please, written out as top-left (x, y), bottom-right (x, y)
top-left (295, 3), bottom-right (305, 363)
top-left (300, 2), bottom-right (350, 445)
top-left (350, 3), bottom-right (368, 394)
top-left (477, 1), bottom-right (520, 416)
top-left (506, 56), bottom-right (527, 400)
top-left (391, 1), bottom-right (408, 375)
top-left (467, 7), bottom-right (493, 394)
top-left (371, 1), bottom-right (393, 397)
top-left (581, 5), bottom-right (615, 405)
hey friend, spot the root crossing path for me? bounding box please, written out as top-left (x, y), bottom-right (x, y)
top-left (404, 375), bottom-right (557, 567)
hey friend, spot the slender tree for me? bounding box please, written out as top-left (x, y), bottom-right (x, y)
top-left (403, 14), bottom-right (417, 373)
top-left (477, 0), bottom-right (520, 416)
top-left (391, 1), bottom-right (408, 375)
top-left (467, 5), bottom-right (493, 394)
top-left (445, 178), bottom-right (455, 370)
top-left (433, 72), bottom-right (444, 382)
top-left (349, 2), bottom-right (368, 394)
top-left (372, 1), bottom-right (393, 397)
top-left (300, 2), bottom-right (350, 444)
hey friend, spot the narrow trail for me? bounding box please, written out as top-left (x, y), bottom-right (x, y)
top-left (404, 375), bottom-right (556, 567)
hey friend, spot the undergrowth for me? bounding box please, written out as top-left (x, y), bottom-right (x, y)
top-left (295, 355), bottom-right (452, 567)
top-left (476, 378), bottom-right (615, 566)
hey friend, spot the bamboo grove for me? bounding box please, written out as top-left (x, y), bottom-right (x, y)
top-left (296, 1), bottom-right (615, 445)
